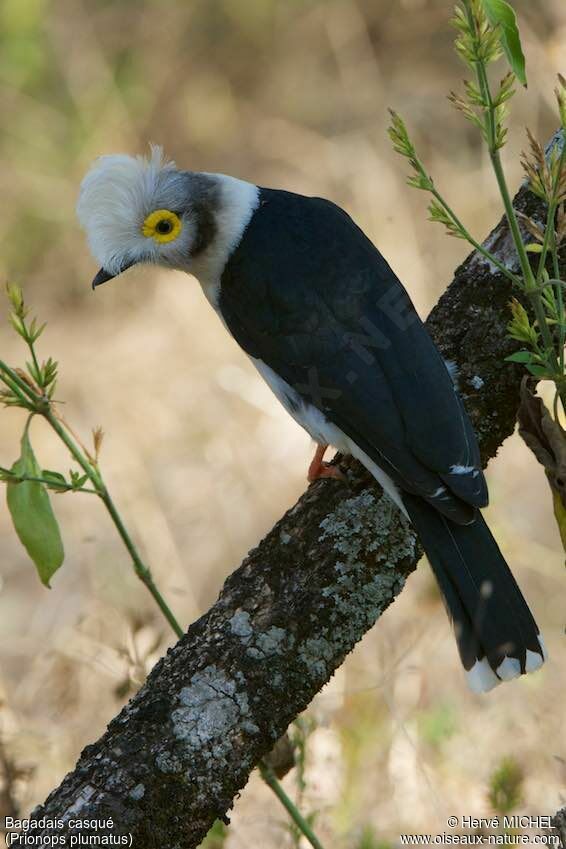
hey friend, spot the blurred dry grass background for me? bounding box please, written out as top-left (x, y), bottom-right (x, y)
top-left (0, 1), bottom-right (565, 846)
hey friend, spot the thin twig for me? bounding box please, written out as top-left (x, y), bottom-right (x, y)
top-left (259, 762), bottom-right (325, 849)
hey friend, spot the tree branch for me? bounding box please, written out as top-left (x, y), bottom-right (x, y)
top-left (10, 133), bottom-right (565, 849)
top-left (552, 807), bottom-right (566, 848)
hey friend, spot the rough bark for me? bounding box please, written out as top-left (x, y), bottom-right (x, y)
top-left (553, 808), bottom-right (566, 848)
top-left (10, 133), bottom-right (564, 849)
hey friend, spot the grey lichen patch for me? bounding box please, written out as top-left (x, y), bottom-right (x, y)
top-left (255, 626), bottom-right (289, 655)
top-left (298, 568), bottom-right (406, 680)
top-left (319, 491), bottom-right (415, 566)
top-left (60, 785), bottom-right (97, 822)
top-left (171, 666), bottom-right (252, 754)
top-left (104, 767), bottom-right (132, 794)
top-left (293, 491), bottom-right (413, 680)
top-left (156, 751), bottom-right (183, 774)
top-left (129, 783), bottom-right (145, 801)
top-left (298, 562), bottom-right (405, 681)
top-left (229, 610), bottom-right (253, 639)
top-left (246, 647), bottom-right (263, 660)
top-left (471, 405), bottom-right (499, 444)
top-left (470, 375), bottom-right (484, 390)
top-left (298, 637), bottom-right (335, 678)
top-left (246, 625), bottom-right (293, 660)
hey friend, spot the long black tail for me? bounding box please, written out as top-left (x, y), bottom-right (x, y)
top-left (403, 494), bottom-right (546, 692)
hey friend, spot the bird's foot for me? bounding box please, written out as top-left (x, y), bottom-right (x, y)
top-left (307, 444), bottom-right (346, 483)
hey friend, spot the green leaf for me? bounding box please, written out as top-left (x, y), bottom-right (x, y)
top-left (69, 470), bottom-right (88, 488)
top-left (6, 428), bottom-right (64, 586)
top-left (504, 350), bottom-right (535, 364)
top-left (525, 363), bottom-right (550, 378)
top-left (524, 242), bottom-right (543, 253)
top-left (41, 470), bottom-right (69, 490)
top-left (482, 0), bottom-right (527, 86)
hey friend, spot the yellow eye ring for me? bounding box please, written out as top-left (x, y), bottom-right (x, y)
top-left (141, 209), bottom-right (182, 243)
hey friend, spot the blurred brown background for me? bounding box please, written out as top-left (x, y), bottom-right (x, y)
top-left (0, 1), bottom-right (564, 846)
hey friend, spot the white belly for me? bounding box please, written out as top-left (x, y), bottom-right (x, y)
top-left (252, 357), bottom-right (407, 516)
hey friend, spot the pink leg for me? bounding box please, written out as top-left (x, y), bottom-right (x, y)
top-left (307, 444), bottom-right (345, 483)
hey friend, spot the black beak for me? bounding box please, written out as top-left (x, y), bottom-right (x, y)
top-left (91, 260), bottom-right (135, 290)
top-left (92, 268), bottom-right (116, 289)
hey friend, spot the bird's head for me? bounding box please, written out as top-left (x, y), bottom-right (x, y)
top-left (77, 145), bottom-right (221, 289)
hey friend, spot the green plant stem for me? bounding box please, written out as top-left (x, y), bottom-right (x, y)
top-left (26, 335), bottom-right (42, 389)
top-left (491, 145), bottom-right (557, 355)
top-left (0, 360), bottom-right (42, 405)
top-left (42, 408), bottom-right (102, 484)
top-left (535, 144), bottom-right (565, 280)
top-left (411, 149), bottom-right (521, 286)
top-left (546, 143), bottom-right (566, 375)
top-left (0, 467), bottom-right (97, 494)
top-left (553, 232), bottom-right (565, 375)
top-left (467, 14), bottom-right (564, 399)
top-left (430, 186), bottom-right (521, 284)
top-left (259, 761), bottom-right (325, 849)
top-left (99, 487), bottom-right (184, 639)
top-left (41, 408), bottom-right (185, 639)
top-left (407, 151), bottom-right (521, 285)
top-left (492, 140), bottom-right (565, 396)
top-left (0, 374), bottom-right (32, 408)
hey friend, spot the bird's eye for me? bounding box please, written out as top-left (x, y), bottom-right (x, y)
top-left (141, 209), bottom-right (182, 243)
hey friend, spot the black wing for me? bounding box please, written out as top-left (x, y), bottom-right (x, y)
top-left (219, 188), bottom-right (486, 520)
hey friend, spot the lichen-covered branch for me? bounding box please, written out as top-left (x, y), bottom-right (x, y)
top-left (11, 145), bottom-right (565, 849)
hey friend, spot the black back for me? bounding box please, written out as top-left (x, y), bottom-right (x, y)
top-left (219, 187), bottom-right (485, 517)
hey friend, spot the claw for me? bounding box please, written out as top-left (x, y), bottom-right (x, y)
top-left (307, 444), bottom-right (346, 483)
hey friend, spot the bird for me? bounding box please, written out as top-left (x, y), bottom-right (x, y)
top-left (77, 145), bottom-right (546, 693)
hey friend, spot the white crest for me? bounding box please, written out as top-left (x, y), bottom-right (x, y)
top-left (77, 145), bottom-right (184, 274)
top-left (78, 145), bottom-right (260, 289)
